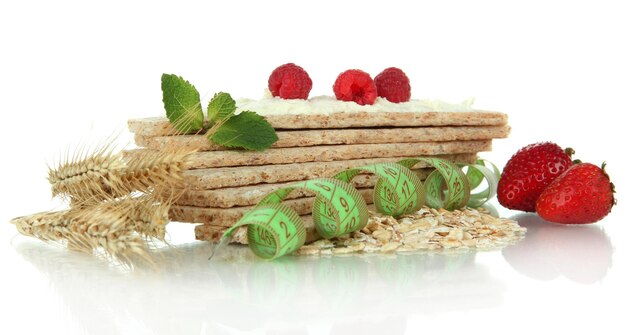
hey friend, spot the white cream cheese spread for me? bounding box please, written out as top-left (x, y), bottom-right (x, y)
top-left (236, 95), bottom-right (475, 116)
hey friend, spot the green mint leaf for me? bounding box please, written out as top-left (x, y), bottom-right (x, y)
top-left (210, 111), bottom-right (278, 151)
top-left (207, 92), bottom-right (236, 124)
top-left (161, 73), bottom-right (204, 133)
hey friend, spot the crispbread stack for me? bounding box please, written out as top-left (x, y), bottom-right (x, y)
top-left (127, 109), bottom-right (509, 244)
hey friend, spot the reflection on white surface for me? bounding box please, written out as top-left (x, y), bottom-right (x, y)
top-left (502, 214), bottom-right (613, 284)
top-left (11, 211), bottom-right (616, 334)
top-left (14, 239), bottom-right (507, 335)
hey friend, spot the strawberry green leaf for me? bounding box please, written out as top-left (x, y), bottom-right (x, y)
top-left (161, 73), bottom-right (204, 133)
top-left (207, 92), bottom-right (236, 125)
top-left (209, 111), bottom-right (278, 151)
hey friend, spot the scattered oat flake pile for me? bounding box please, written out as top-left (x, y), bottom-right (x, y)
top-left (294, 207), bottom-right (526, 256)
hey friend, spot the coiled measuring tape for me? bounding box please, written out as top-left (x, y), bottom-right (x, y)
top-left (211, 157), bottom-right (499, 260)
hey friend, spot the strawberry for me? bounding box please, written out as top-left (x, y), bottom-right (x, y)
top-left (497, 142), bottom-right (573, 212)
top-left (536, 162), bottom-right (615, 224)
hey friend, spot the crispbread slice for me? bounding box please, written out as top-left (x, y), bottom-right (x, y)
top-left (183, 153), bottom-right (478, 190)
top-left (169, 189), bottom-right (375, 226)
top-left (128, 111), bottom-right (507, 135)
top-left (195, 216), bottom-right (319, 244)
top-left (134, 125), bottom-right (510, 151)
top-left (125, 140), bottom-right (490, 169)
top-left (175, 168), bottom-right (433, 208)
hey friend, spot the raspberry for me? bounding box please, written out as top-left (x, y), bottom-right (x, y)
top-left (333, 69), bottom-right (378, 105)
top-left (268, 63), bottom-right (312, 99)
top-left (374, 67), bottom-right (411, 103)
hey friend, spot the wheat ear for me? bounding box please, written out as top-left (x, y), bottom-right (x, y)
top-left (11, 201), bottom-right (153, 264)
top-left (107, 196), bottom-right (170, 240)
top-left (64, 205), bottom-right (151, 265)
top-left (49, 143), bottom-right (196, 207)
top-left (27, 112), bottom-right (204, 265)
top-left (48, 143), bottom-right (126, 205)
top-left (11, 211), bottom-right (71, 243)
top-left (117, 148), bottom-right (194, 201)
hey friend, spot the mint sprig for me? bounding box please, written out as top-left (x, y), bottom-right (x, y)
top-left (210, 111), bottom-right (279, 151)
top-left (207, 92), bottom-right (236, 125)
top-left (161, 74), bottom-right (204, 133)
top-left (160, 74), bottom-right (278, 151)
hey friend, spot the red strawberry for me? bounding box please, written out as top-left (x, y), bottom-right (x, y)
top-left (268, 63), bottom-right (312, 99)
top-left (374, 67), bottom-right (411, 103)
top-left (497, 142), bottom-right (573, 212)
top-left (333, 69), bottom-right (378, 105)
top-left (536, 162), bottom-right (615, 224)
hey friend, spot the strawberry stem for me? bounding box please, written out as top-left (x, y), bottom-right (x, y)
top-left (565, 147), bottom-right (575, 157)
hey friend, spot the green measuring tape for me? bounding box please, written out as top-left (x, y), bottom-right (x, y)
top-left (333, 162), bottom-right (423, 217)
top-left (211, 157), bottom-right (499, 260)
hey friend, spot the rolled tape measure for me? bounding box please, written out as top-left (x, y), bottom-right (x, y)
top-left (464, 160), bottom-right (501, 208)
top-left (395, 157), bottom-right (470, 210)
top-left (212, 157), bottom-right (500, 260)
top-left (333, 162), bottom-right (424, 217)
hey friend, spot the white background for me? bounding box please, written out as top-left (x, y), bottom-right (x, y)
top-left (1, 0), bottom-right (625, 334)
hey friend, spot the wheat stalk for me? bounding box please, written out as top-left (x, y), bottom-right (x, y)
top-left (48, 145), bottom-right (126, 205)
top-left (117, 148), bottom-right (193, 201)
top-left (11, 211), bottom-right (71, 243)
top-left (17, 119), bottom-right (204, 265)
top-left (101, 195), bottom-right (171, 240)
top-left (49, 143), bottom-right (196, 207)
top-left (64, 205), bottom-right (151, 265)
top-left (16, 146), bottom-right (194, 265)
top-left (11, 201), bottom-right (155, 265)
